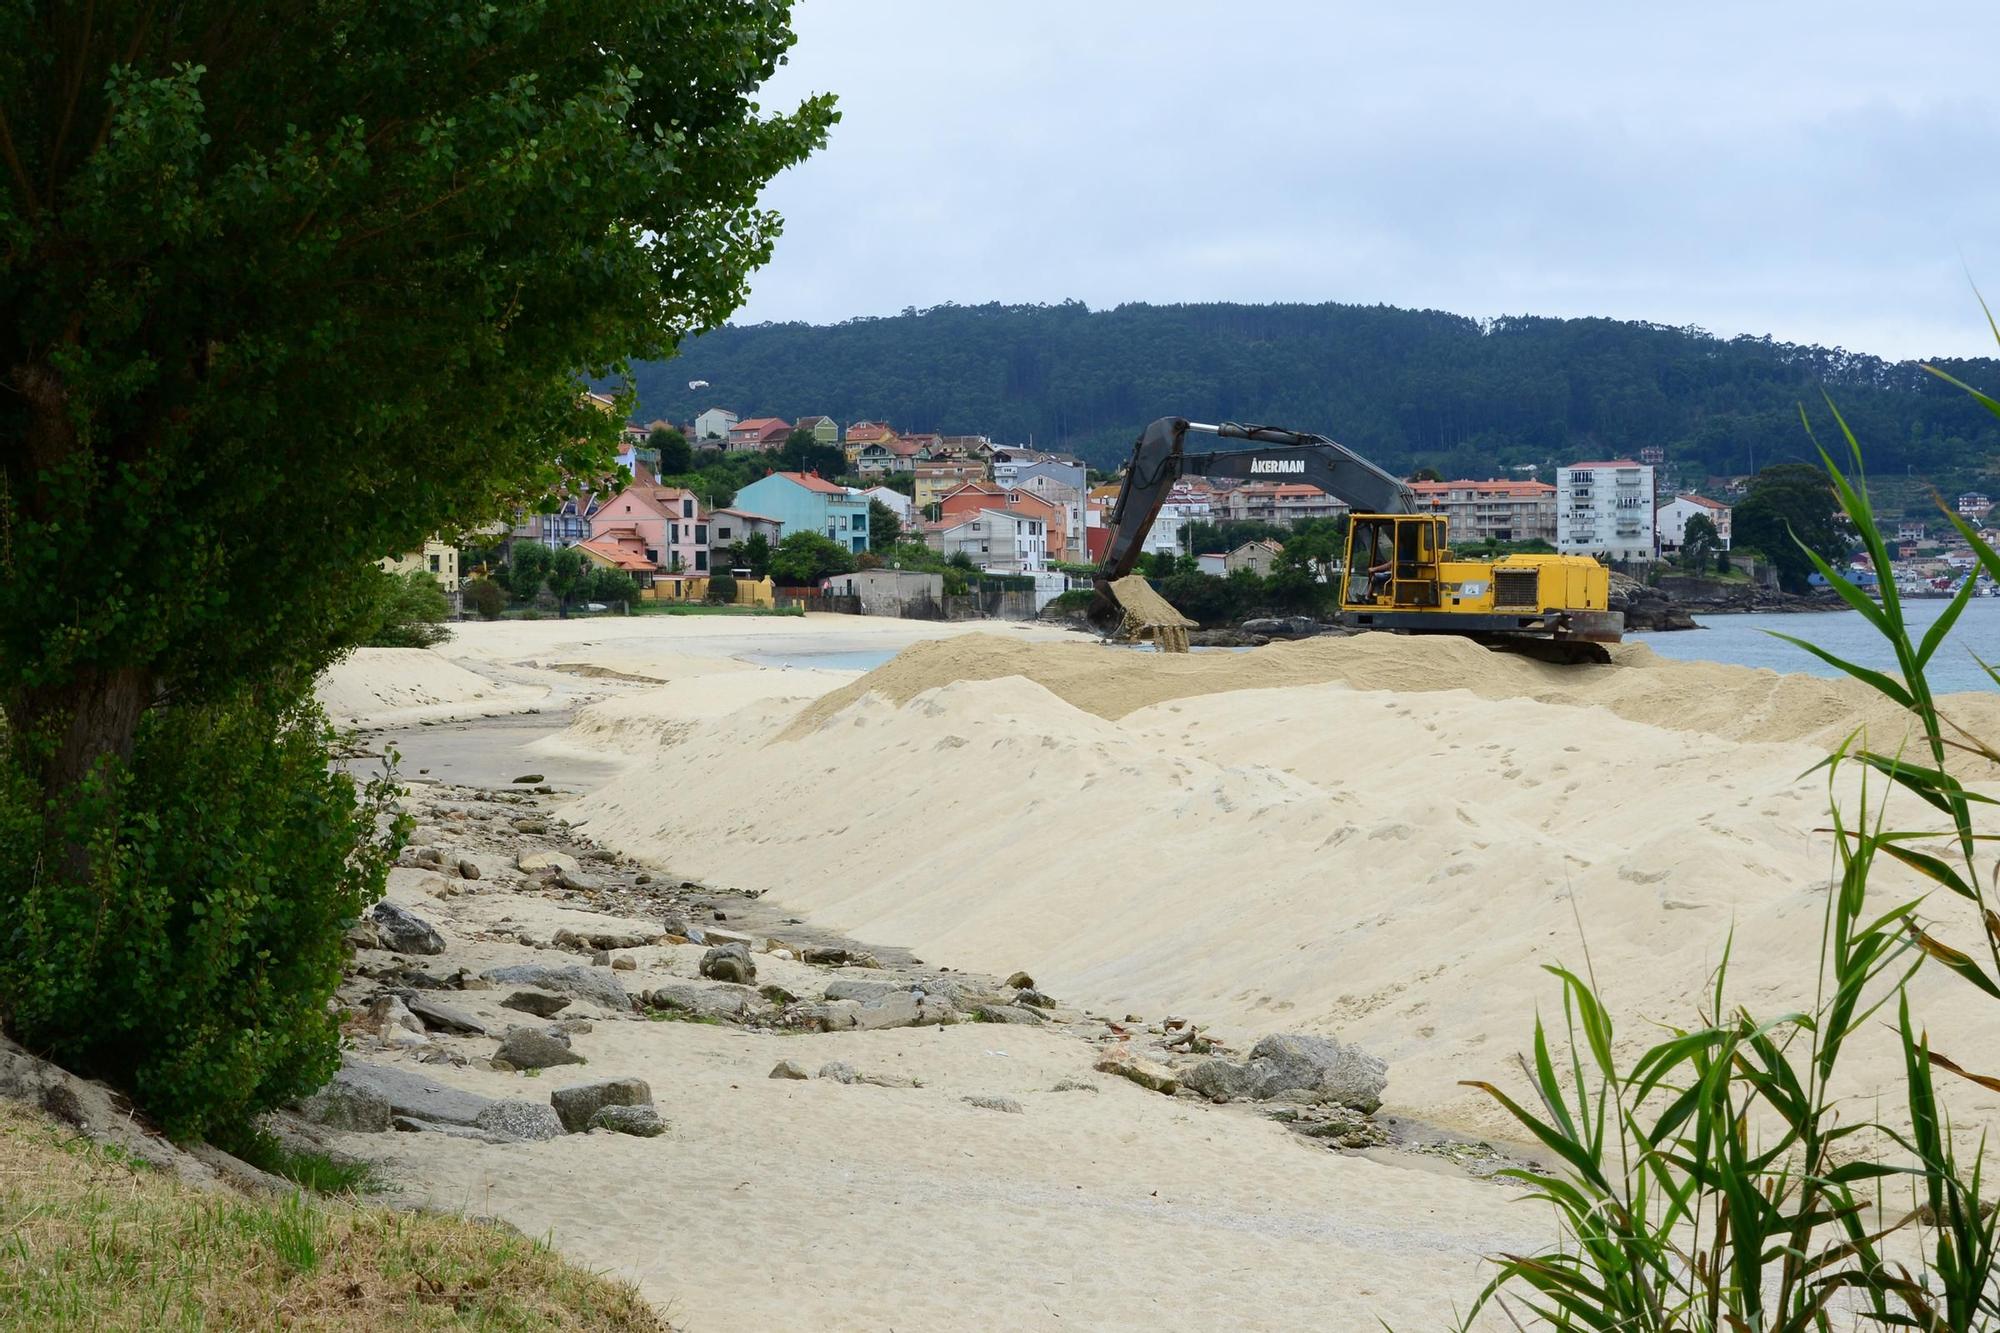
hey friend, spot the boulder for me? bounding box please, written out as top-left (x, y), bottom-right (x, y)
top-left (482, 964), bottom-right (633, 1012)
top-left (517, 851), bottom-right (580, 877)
top-left (1239, 615), bottom-right (1324, 639)
top-left (829, 990), bottom-right (956, 1032)
top-left (817, 1062), bottom-right (860, 1084)
top-left (1182, 1034), bottom-right (1386, 1111)
top-left (1093, 1048), bottom-right (1179, 1095)
top-left (370, 901), bottom-right (445, 955)
top-left (391, 1115), bottom-right (512, 1143)
top-left (1180, 1059), bottom-right (1264, 1101)
top-left (335, 1059), bottom-right (494, 1127)
top-left (588, 1105), bottom-right (666, 1137)
top-left (553, 927), bottom-right (655, 952)
top-left (550, 1077), bottom-right (653, 1134)
top-left (295, 1078), bottom-right (392, 1133)
top-left (645, 982), bottom-right (764, 1022)
top-left (1246, 1033), bottom-right (1385, 1111)
top-left (473, 1099), bottom-right (565, 1142)
top-left (365, 994), bottom-right (428, 1036)
top-left (1004, 971), bottom-right (1036, 990)
top-left (457, 859), bottom-right (482, 880)
top-left (499, 990), bottom-right (571, 1018)
top-left (973, 1003), bottom-right (1045, 1025)
top-left (699, 943), bottom-right (756, 984)
top-left (404, 994), bottom-right (488, 1036)
top-left (512, 774), bottom-right (545, 784)
top-left (496, 1027), bottom-right (586, 1071)
top-left (964, 1095), bottom-right (1023, 1114)
top-left (769, 1060), bottom-right (812, 1081)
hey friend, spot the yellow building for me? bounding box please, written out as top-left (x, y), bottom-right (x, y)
top-left (380, 538), bottom-right (460, 590)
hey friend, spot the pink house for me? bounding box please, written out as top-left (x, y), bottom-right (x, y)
top-left (590, 480), bottom-right (711, 574)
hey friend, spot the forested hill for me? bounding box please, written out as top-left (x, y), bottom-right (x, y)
top-left (629, 301), bottom-right (2000, 481)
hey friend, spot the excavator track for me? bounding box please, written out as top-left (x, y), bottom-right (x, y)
top-left (1478, 635), bottom-right (1613, 666)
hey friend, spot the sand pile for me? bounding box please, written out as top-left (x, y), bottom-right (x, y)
top-left (567, 633), bottom-right (2000, 1136)
top-left (786, 630), bottom-right (2000, 757)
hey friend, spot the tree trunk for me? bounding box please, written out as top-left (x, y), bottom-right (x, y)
top-left (6, 666), bottom-right (154, 881)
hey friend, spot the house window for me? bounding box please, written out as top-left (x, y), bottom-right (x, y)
top-left (695, 550), bottom-right (708, 571)
top-left (670, 523), bottom-right (679, 542)
top-left (683, 499), bottom-right (694, 518)
top-left (428, 554), bottom-right (440, 573)
top-left (852, 513), bottom-right (865, 530)
top-left (645, 548), bottom-right (658, 563)
top-left (695, 524), bottom-right (707, 543)
top-left (717, 525), bottom-right (733, 541)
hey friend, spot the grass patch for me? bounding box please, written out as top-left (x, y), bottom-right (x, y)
top-left (0, 1101), bottom-right (667, 1330)
top-left (228, 1130), bottom-right (376, 1196)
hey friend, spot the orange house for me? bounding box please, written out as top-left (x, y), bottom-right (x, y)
top-left (936, 482), bottom-right (1066, 559)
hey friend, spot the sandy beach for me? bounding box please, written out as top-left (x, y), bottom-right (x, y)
top-left (314, 612), bottom-right (2000, 1330)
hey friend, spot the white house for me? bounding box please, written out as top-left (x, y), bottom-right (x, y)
top-left (862, 485), bottom-right (915, 527)
top-left (1556, 460), bottom-right (1656, 562)
top-left (1656, 494), bottom-right (1732, 553)
top-left (929, 508), bottom-right (1048, 572)
top-left (694, 407), bottom-right (738, 441)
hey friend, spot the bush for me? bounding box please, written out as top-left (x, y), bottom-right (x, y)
top-left (705, 573), bottom-right (739, 605)
top-left (0, 687), bottom-right (402, 1143)
top-left (350, 567), bottom-right (451, 647)
top-left (463, 577), bottom-right (505, 620)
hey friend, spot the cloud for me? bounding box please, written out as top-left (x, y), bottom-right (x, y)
top-left (741, 1), bottom-right (2000, 359)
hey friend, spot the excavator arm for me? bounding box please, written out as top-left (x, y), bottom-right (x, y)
top-left (1094, 416), bottom-right (1415, 588)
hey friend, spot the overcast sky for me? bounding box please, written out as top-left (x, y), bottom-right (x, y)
top-left (737, 2), bottom-right (2000, 360)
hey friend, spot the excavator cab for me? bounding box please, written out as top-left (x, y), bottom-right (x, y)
top-left (1342, 515), bottom-right (1445, 610)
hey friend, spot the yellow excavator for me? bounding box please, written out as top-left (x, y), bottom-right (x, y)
top-left (1091, 416), bottom-right (1623, 664)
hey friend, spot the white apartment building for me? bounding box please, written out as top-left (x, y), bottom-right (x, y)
top-left (1556, 460), bottom-right (1656, 561)
top-left (693, 406), bottom-right (738, 441)
top-left (929, 507), bottom-right (1048, 572)
top-left (1655, 494), bottom-right (1732, 553)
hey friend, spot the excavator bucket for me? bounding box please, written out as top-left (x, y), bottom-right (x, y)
top-left (1099, 575), bottom-right (1196, 653)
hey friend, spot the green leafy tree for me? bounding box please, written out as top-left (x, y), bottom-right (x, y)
top-left (352, 569), bottom-right (452, 647)
top-left (1679, 512), bottom-right (1721, 572)
top-left (506, 543), bottom-right (555, 603)
top-left (869, 498), bottom-right (904, 548)
top-left (705, 572), bottom-right (740, 605)
top-left (776, 427), bottom-right (847, 479)
top-left (735, 532), bottom-right (773, 579)
top-left (546, 548), bottom-right (592, 617)
top-left (0, 3), bottom-right (831, 1137)
top-left (1733, 463), bottom-right (1847, 591)
top-left (649, 426), bottom-right (693, 475)
top-left (464, 577), bottom-right (507, 621)
top-left (769, 531), bottom-right (857, 585)
top-left (586, 567), bottom-right (639, 609)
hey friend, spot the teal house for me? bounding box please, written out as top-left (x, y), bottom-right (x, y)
top-left (732, 471), bottom-right (871, 555)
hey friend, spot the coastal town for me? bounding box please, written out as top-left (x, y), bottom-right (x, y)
top-left (386, 399), bottom-right (2000, 621)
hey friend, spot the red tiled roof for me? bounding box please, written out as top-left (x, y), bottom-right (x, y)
top-left (771, 470), bottom-right (846, 495)
top-left (1675, 493), bottom-right (1730, 509)
top-left (576, 537), bottom-right (657, 573)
